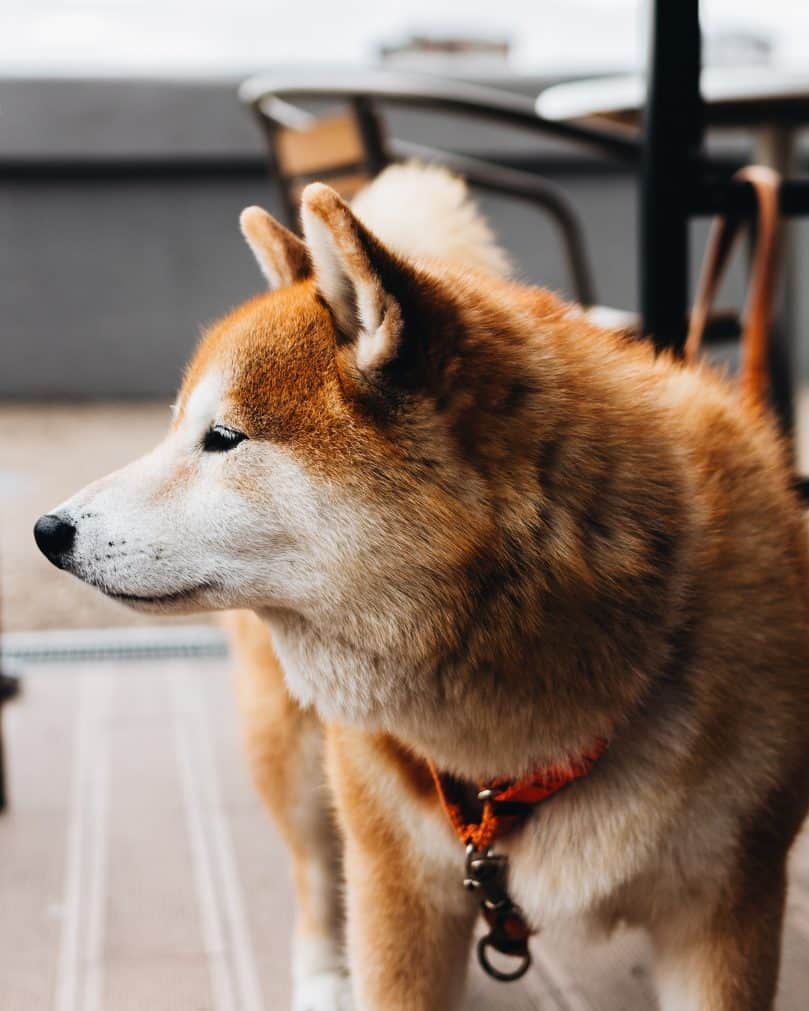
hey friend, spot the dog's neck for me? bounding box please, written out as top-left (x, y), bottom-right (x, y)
top-left (261, 314), bottom-right (698, 780)
top-left (260, 490), bottom-right (691, 781)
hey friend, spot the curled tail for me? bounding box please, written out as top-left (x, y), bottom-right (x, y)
top-left (351, 162), bottom-right (511, 278)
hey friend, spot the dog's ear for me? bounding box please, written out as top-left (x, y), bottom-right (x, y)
top-left (301, 183), bottom-right (427, 378)
top-left (240, 206), bottom-right (311, 290)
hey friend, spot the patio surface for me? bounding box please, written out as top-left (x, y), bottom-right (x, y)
top-left (0, 657), bottom-right (808, 1011)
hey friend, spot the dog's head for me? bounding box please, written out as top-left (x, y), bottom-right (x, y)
top-left (34, 185), bottom-right (526, 654)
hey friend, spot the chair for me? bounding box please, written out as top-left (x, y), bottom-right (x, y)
top-left (238, 69), bottom-right (643, 313)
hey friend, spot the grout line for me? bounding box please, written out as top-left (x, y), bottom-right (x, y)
top-left (81, 679), bottom-right (111, 1011)
top-left (178, 667), bottom-right (265, 1011)
top-left (53, 675), bottom-right (109, 1011)
top-left (53, 675), bottom-right (90, 1011)
top-left (1, 625), bottom-right (228, 665)
top-left (172, 676), bottom-right (238, 1011)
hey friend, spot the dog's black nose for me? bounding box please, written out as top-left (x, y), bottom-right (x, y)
top-left (34, 513), bottom-right (76, 567)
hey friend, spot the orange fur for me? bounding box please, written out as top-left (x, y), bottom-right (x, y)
top-left (218, 188), bottom-right (808, 1008)
top-left (40, 167), bottom-right (809, 1011)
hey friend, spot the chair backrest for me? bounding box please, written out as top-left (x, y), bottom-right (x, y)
top-left (249, 97), bottom-right (388, 230)
top-left (240, 77), bottom-right (599, 306)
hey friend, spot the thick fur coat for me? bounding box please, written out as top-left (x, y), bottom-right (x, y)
top-left (36, 163), bottom-right (809, 1011)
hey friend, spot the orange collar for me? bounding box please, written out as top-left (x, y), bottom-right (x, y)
top-left (429, 739), bottom-right (608, 853)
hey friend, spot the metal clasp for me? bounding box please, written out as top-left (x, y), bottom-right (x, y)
top-left (463, 844), bottom-right (509, 903)
top-left (477, 928), bottom-right (532, 983)
top-left (463, 844), bottom-right (533, 983)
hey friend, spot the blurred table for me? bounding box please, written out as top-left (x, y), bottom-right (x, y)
top-left (537, 67), bottom-right (809, 136)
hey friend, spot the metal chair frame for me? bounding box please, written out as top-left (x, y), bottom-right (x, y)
top-left (240, 72), bottom-right (622, 306)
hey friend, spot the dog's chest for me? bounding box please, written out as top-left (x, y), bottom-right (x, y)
top-left (263, 611), bottom-right (411, 726)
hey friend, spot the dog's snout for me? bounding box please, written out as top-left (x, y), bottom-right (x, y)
top-left (34, 512), bottom-right (76, 568)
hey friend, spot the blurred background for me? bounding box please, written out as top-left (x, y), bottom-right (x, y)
top-left (2, 0), bottom-right (809, 631)
top-left (1, 3), bottom-right (809, 1009)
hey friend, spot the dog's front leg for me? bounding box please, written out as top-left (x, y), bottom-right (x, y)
top-left (651, 868), bottom-right (787, 1011)
top-left (327, 725), bottom-right (477, 1011)
top-left (226, 612), bottom-right (351, 1011)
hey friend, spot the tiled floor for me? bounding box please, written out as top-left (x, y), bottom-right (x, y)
top-left (1, 659), bottom-right (808, 1011)
top-left (0, 660), bottom-right (293, 1011)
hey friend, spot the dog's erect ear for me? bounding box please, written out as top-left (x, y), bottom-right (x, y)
top-left (301, 183), bottom-right (422, 376)
top-left (239, 206), bottom-right (311, 290)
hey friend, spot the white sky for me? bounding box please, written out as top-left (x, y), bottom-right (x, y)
top-left (1, 0), bottom-right (808, 78)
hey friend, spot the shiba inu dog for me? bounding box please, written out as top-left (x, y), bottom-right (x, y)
top-left (35, 163), bottom-right (809, 1011)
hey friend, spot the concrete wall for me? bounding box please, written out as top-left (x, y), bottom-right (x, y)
top-left (1, 77), bottom-right (804, 399)
top-left (1, 168), bottom-right (650, 399)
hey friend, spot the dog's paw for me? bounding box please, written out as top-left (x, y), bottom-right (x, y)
top-left (292, 970), bottom-right (354, 1011)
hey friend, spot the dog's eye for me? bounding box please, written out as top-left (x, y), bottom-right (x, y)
top-left (202, 425), bottom-right (247, 453)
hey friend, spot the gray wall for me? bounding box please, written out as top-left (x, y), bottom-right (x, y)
top-left (2, 171), bottom-right (278, 398)
top-left (1, 170), bottom-right (649, 399)
top-left (1, 78), bottom-right (805, 399)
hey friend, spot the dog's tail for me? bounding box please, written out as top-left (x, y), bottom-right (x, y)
top-left (351, 162), bottom-right (511, 278)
